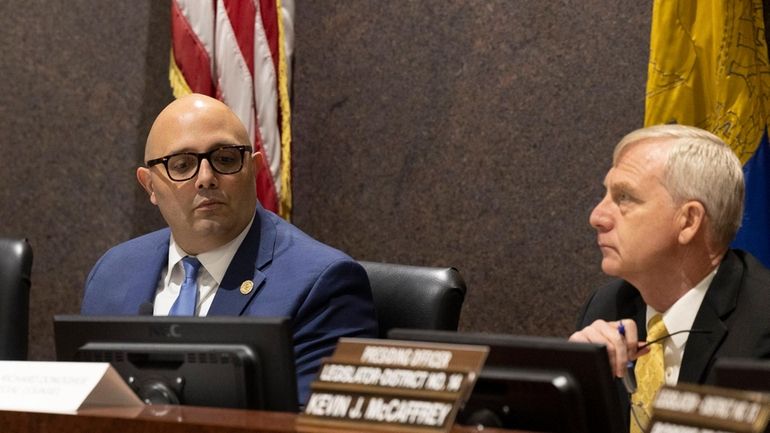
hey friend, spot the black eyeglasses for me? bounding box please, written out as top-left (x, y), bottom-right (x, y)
top-left (621, 328), bottom-right (710, 394)
top-left (146, 145), bottom-right (253, 182)
top-left (621, 328), bottom-right (710, 431)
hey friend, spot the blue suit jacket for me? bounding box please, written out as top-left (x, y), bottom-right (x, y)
top-left (81, 206), bottom-right (379, 405)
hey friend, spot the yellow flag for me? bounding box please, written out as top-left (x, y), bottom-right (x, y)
top-left (645, 0), bottom-right (770, 164)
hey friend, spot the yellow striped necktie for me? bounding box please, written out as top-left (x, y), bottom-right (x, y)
top-left (630, 314), bottom-right (667, 433)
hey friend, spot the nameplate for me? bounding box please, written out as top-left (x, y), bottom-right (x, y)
top-left (648, 383), bottom-right (770, 433)
top-left (297, 338), bottom-right (488, 433)
top-left (0, 361), bottom-right (143, 413)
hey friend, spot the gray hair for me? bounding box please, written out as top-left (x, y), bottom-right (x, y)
top-left (614, 124), bottom-right (744, 247)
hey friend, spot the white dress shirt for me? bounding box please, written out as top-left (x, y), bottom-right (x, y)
top-left (153, 216), bottom-right (255, 316)
top-left (646, 267), bottom-right (717, 385)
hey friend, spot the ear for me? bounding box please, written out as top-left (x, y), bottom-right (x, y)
top-left (251, 151), bottom-right (265, 174)
top-left (136, 167), bottom-right (158, 206)
top-left (677, 201), bottom-right (706, 245)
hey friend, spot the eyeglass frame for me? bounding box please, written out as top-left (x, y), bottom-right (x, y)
top-left (618, 326), bottom-right (710, 395)
top-left (617, 323), bottom-right (710, 431)
top-left (145, 145), bottom-right (253, 182)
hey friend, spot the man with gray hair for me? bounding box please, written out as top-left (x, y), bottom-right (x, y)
top-left (570, 124), bottom-right (770, 432)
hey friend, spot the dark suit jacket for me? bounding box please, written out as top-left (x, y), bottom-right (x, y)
top-left (576, 249), bottom-right (770, 426)
top-left (81, 205), bottom-right (379, 404)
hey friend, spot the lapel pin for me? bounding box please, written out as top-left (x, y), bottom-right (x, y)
top-left (240, 280), bottom-right (254, 295)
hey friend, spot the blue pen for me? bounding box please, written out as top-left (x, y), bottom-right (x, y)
top-left (617, 321), bottom-right (637, 393)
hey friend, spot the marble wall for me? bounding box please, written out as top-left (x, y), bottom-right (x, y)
top-left (0, 0), bottom-right (650, 360)
top-left (291, 1), bottom-right (650, 335)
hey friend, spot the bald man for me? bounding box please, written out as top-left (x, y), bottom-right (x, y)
top-left (81, 94), bottom-right (378, 405)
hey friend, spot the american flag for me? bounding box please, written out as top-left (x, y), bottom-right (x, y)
top-left (169, 0), bottom-right (294, 219)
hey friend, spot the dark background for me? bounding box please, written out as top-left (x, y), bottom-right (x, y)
top-left (0, 1), bottom-right (650, 360)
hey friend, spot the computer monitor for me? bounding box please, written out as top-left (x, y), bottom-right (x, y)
top-left (714, 357), bottom-right (770, 393)
top-left (388, 329), bottom-right (625, 433)
top-left (54, 315), bottom-right (298, 412)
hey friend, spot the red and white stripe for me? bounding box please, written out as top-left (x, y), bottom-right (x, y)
top-left (170, 0), bottom-right (293, 219)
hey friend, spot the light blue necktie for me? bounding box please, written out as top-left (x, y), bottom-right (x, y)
top-left (169, 256), bottom-right (201, 316)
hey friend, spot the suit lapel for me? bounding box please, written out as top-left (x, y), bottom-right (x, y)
top-left (120, 231), bottom-right (169, 314)
top-left (613, 281), bottom-right (648, 339)
top-left (615, 283), bottom-right (647, 414)
top-left (208, 207), bottom-right (276, 316)
top-left (679, 251), bottom-right (741, 383)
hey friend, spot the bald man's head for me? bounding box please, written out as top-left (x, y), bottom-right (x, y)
top-left (145, 94), bottom-right (251, 161)
top-left (137, 93), bottom-right (262, 255)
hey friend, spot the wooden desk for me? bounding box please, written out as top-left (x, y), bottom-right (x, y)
top-left (1, 405), bottom-right (528, 433)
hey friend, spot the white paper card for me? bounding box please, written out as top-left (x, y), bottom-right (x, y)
top-left (0, 361), bottom-right (144, 413)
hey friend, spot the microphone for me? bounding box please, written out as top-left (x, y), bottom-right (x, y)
top-left (138, 301), bottom-right (155, 316)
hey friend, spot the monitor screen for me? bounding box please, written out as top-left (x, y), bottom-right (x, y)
top-left (54, 315), bottom-right (298, 412)
top-left (388, 329), bottom-right (625, 433)
top-left (714, 357), bottom-right (770, 393)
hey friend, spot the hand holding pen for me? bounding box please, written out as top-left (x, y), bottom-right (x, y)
top-left (617, 320), bottom-right (709, 393)
top-left (569, 318), bottom-right (642, 378)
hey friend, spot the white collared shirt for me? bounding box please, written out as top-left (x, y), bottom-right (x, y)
top-left (646, 267), bottom-right (717, 385)
top-left (153, 215), bottom-right (255, 316)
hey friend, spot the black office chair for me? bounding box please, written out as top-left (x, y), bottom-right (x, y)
top-left (0, 238), bottom-right (32, 360)
top-left (359, 261), bottom-right (467, 338)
